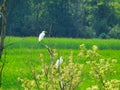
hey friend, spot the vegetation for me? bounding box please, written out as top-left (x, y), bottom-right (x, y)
top-left (5, 37), bottom-right (120, 50)
top-left (1, 37), bottom-right (120, 90)
top-left (0, 0), bottom-right (7, 88)
top-left (0, 0), bottom-right (119, 38)
top-left (0, 0), bottom-right (120, 89)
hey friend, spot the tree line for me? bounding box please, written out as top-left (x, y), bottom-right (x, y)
top-left (1, 0), bottom-right (120, 38)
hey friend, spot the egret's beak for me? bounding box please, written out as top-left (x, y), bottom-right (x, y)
top-left (45, 31), bottom-right (47, 33)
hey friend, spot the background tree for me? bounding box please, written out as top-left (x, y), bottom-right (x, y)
top-left (4, 0), bottom-right (120, 38)
top-left (0, 0), bottom-right (7, 87)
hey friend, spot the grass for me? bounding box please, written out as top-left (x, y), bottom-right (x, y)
top-left (5, 37), bottom-right (120, 49)
top-left (1, 37), bottom-right (120, 89)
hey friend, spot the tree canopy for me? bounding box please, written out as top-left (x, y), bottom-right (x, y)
top-left (1, 0), bottom-right (120, 38)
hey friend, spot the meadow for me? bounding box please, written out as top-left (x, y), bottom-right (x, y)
top-left (1, 37), bottom-right (120, 90)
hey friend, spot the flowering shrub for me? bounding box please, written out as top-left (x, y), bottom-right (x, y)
top-left (83, 44), bottom-right (120, 90)
top-left (86, 79), bottom-right (120, 90)
top-left (18, 46), bottom-right (84, 90)
top-left (86, 85), bottom-right (99, 90)
top-left (18, 44), bottom-right (120, 90)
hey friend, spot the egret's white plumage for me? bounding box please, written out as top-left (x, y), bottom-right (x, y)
top-left (55, 56), bottom-right (63, 68)
top-left (38, 31), bottom-right (46, 42)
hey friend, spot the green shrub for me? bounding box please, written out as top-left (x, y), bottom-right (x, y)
top-left (99, 33), bottom-right (110, 39)
top-left (18, 44), bottom-right (120, 90)
top-left (109, 24), bottom-right (120, 39)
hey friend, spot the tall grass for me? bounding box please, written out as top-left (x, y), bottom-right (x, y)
top-left (5, 37), bottom-right (120, 50)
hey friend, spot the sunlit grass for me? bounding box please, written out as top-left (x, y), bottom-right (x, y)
top-left (1, 37), bottom-right (120, 89)
top-left (5, 37), bottom-right (120, 49)
top-left (2, 48), bottom-right (120, 89)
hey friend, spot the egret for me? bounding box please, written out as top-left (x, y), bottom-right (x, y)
top-left (38, 31), bottom-right (46, 42)
top-left (55, 56), bottom-right (63, 68)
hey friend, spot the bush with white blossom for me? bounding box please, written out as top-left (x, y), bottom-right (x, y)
top-left (18, 44), bottom-right (120, 90)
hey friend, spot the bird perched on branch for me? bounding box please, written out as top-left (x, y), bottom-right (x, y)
top-left (55, 56), bottom-right (63, 68)
top-left (38, 31), bottom-right (47, 42)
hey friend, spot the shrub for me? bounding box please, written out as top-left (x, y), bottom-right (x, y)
top-left (99, 33), bottom-right (110, 39)
top-left (18, 46), bottom-right (84, 90)
top-left (109, 24), bottom-right (120, 39)
top-left (18, 44), bottom-right (120, 90)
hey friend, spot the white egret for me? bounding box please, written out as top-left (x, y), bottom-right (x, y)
top-left (55, 56), bottom-right (63, 68)
top-left (38, 31), bottom-right (46, 42)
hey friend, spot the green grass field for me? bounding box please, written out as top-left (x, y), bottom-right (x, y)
top-left (5, 37), bottom-right (120, 49)
top-left (1, 37), bottom-right (120, 90)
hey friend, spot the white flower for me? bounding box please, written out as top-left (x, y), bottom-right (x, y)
top-left (55, 56), bottom-right (63, 68)
top-left (38, 31), bottom-right (46, 42)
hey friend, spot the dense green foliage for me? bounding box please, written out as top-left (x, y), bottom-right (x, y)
top-left (0, 0), bottom-right (120, 38)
